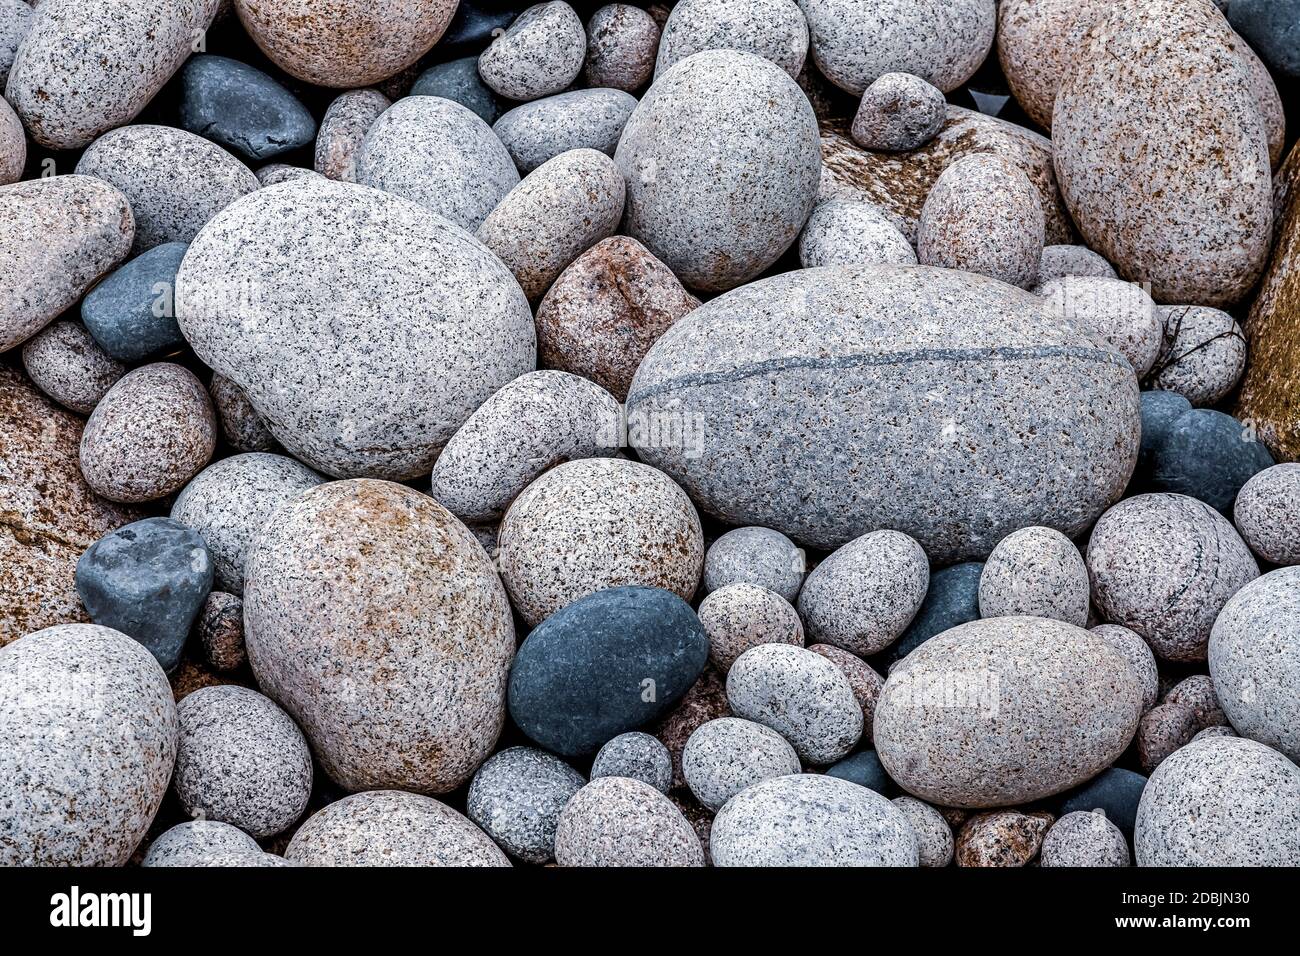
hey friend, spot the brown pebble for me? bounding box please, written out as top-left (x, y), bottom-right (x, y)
top-left (1137, 701), bottom-right (1200, 774)
top-left (653, 664), bottom-right (731, 791)
top-left (196, 591), bottom-right (246, 672)
top-left (956, 810), bottom-right (1052, 867)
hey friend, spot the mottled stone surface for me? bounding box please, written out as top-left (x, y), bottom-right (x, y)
top-left (978, 525), bottom-right (1089, 627)
top-left (1040, 276), bottom-right (1162, 377)
top-left (1235, 464), bottom-right (1300, 565)
top-left (555, 776), bottom-right (704, 866)
top-left (196, 591), bottom-right (245, 672)
top-left (20, 320), bottom-right (125, 415)
top-left (142, 821), bottom-right (260, 867)
top-left (584, 3), bottom-right (659, 91)
top-left (851, 72), bottom-right (945, 152)
top-left (682, 717), bottom-right (801, 811)
top-left (892, 795), bottom-right (953, 867)
top-left (1036, 244), bottom-right (1116, 288)
top-left (652, 664), bottom-right (731, 790)
top-left (997, 0), bottom-right (1110, 130)
top-left (209, 374), bottom-right (277, 453)
top-left (0, 0), bottom-right (34, 91)
top-left (478, 2), bottom-right (587, 101)
top-left (807, 644), bottom-right (882, 736)
top-left (702, 526), bottom-right (805, 603)
top-left (591, 732), bottom-right (672, 794)
top-left (255, 163), bottom-right (320, 186)
top-left (179, 55), bottom-right (317, 162)
top-left (0, 625), bottom-right (177, 865)
top-left (656, 0), bottom-right (807, 79)
top-left (1147, 409), bottom-right (1274, 514)
top-left (81, 242), bottom-right (190, 363)
top-left (1092, 624), bottom-right (1159, 713)
top-left (955, 810), bottom-right (1050, 867)
top-left (798, 199), bottom-right (916, 269)
top-left (1148, 305), bottom-right (1246, 406)
top-left (493, 88), bottom-right (636, 174)
top-left (314, 88), bottom-right (391, 182)
top-left (467, 746), bottom-right (584, 864)
top-left (699, 583), bottom-right (804, 672)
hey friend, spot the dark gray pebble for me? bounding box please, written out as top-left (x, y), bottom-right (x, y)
top-left (180, 55), bottom-right (317, 162)
top-left (80, 242), bottom-right (189, 363)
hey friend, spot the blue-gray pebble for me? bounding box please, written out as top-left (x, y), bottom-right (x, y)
top-left (508, 586), bottom-right (709, 757)
top-left (887, 562), bottom-right (983, 663)
top-left (1134, 390), bottom-right (1192, 486)
top-left (410, 57), bottom-right (500, 123)
top-left (1229, 0), bottom-right (1300, 80)
top-left (1055, 767), bottom-right (1147, 837)
top-left (81, 242), bottom-right (188, 363)
top-left (180, 55), bottom-right (317, 162)
top-left (440, 2), bottom-right (526, 55)
top-left (1150, 408), bottom-right (1275, 513)
top-left (75, 517), bottom-right (214, 672)
top-left (826, 749), bottom-right (895, 795)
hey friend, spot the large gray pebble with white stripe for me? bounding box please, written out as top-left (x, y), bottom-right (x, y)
top-left (467, 746), bottom-right (586, 864)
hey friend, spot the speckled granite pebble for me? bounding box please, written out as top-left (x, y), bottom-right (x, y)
top-left (0, 624), bottom-right (177, 865)
top-left (978, 526), bottom-right (1088, 627)
top-left (798, 199), bottom-right (916, 269)
top-left (209, 374), bottom-right (277, 453)
top-left (79, 363), bottom-right (216, 504)
top-left (1091, 624), bottom-right (1159, 713)
top-left (1234, 464), bottom-right (1300, 565)
top-left (699, 583), bottom-right (804, 672)
top-left (81, 242), bottom-right (190, 363)
top-left (244, 480), bottom-right (515, 793)
top-left (466, 746), bottom-right (585, 864)
top-left (890, 561), bottom-right (983, 662)
top-left (195, 591), bottom-right (245, 672)
top-left (0, 97), bottom-right (24, 185)
top-left (411, 57), bottom-right (499, 123)
top-left (852, 72), bottom-right (945, 152)
top-left (656, 0), bottom-right (807, 79)
top-left (1135, 736), bottom-right (1300, 866)
top-left (479, 2), bottom-right (587, 101)
top-left (585, 4), bottom-right (659, 91)
top-left (1148, 305), bottom-right (1246, 406)
top-left (0, 0), bottom-right (33, 90)
top-left (287, 790), bottom-right (510, 867)
top-left (996, 0), bottom-right (1109, 130)
top-left (682, 717), bottom-right (800, 811)
top-left (892, 795), bottom-right (953, 867)
top-left (180, 55), bottom-right (317, 162)
top-left (555, 776), bottom-right (704, 866)
top-left (493, 89), bottom-right (636, 174)
top-left (1036, 244), bottom-right (1116, 288)
top-left (591, 732), bottom-right (673, 794)
top-left (314, 89), bottom-right (392, 182)
top-left (20, 320), bottom-right (125, 415)
top-left (956, 810), bottom-right (1050, 867)
top-left (711, 773), bottom-right (918, 866)
top-left (142, 821), bottom-right (260, 867)
top-left (1040, 276), bottom-right (1162, 377)
top-left (1137, 701), bottom-right (1200, 774)
top-left (1165, 674), bottom-right (1227, 731)
top-left (1149, 409), bottom-right (1274, 514)
top-left (702, 526), bottom-right (805, 603)
top-left (1087, 493), bottom-right (1259, 662)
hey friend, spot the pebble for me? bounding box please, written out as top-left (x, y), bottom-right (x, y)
top-left (917, 154), bottom-right (1045, 289)
top-left (702, 526), bottom-right (805, 603)
top-left (195, 591), bottom-right (245, 672)
top-left (20, 320), bottom-right (126, 415)
top-left (1040, 810), bottom-right (1130, 867)
top-left (710, 773), bottom-right (919, 866)
top-left (255, 164), bottom-right (320, 186)
top-left (1056, 767), bottom-right (1147, 837)
top-left (955, 810), bottom-right (1050, 867)
top-left (584, 4), bottom-right (660, 91)
top-left (80, 242), bottom-right (190, 363)
top-left (179, 55), bottom-right (317, 162)
top-left (698, 583), bottom-right (804, 672)
top-left (655, 0), bottom-right (808, 80)
top-left (0, 624), bottom-right (177, 865)
top-left (614, 48), bottom-right (820, 292)
top-left (493, 88), bottom-right (637, 174)
top-left (652, 665), bottom-right (731, 790)
top-left (1149, 409), bottom-right (1275, 515)
top-left (1086, 493), bottom-right (1259, 662)
top-left (797, 199), bottom-right (917, 269)
top-left (466, 746), bottom-right (585, 864)
top-left (171, 452), bottom-right (325, 595)
top-left (508, 585), bottom-right (709, 756)
top-left (554, 776), bottom-right (704, 866)
top-left (1091, 624), bottom-right (1159, 713)
top-left (411, 58), bottom-right (499, 124)
top-left (173, 685), bottom-right (312, 838)
top-left (875, 617), bottom-right (1142, 807)
top-left (890, 561), bottom-right (983, 662)
top-left (286, 790), bottom-right (510, 867)
top-left (1165, 673), bottom-right (1228, 731)
top-left (1148, 305), bottom-right (1246, 407)
top-left (1229, 0), bottom-right (1300, 81)
top-left (535, 236), bottom-right (699, 401)
top-left (0, 96), bottom-right (24, 185)
top-left (681, 717), bottom-right (801, 811)
top-left (79, 363), bottom-right (216, 504)
top-left (174, 177), bottom-right (535, 480)
top-left (314, 89), bottom-right (392, 182)
top-left (726, 644), bottom-right (862, 765)
top-left (1135, 390), bottom-right (1191, 483)
top-left (1039, 276), bottom-right (1162, 377)
top-left (243, 480), bottom-right (515, 793)
top-left (1234, 464), bottom-right (1300, 565)
top-left (1193, 724), bottom-right (1238, 741)
top-left (1036, 244), bottom-right (1116, 287)
top-left (825, 749), bottom-right (892, 793)
top-left (851, 72), bottom-right (946, 152)
top-left (892, 795), bottom-right (954, 867)
top-left (0, 0), bottom-right (34, 90)
top-left (978, 526), bottom-right (1089, 627)
top-left (995, 0), bottom-right (1109, 130)
top-left (1210, 567), bottom-right (1300, 763)
top-left (478, 2), bottom-right (587, 102)
top-left (591, 732), bottom-right (673, 794)
top-left (142, 821), bottom-right (261, 868)
top-left (1135, 737), bottom-right (1300, 866)
top-left (209, 374), bottom-right (277, 453)
top-left (498, 458), bottom-right (703, 628)
top-left (806, 644), bottom-right (883, 735)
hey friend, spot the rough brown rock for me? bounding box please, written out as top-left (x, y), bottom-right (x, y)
top-left (653, 664), bottom-right (731, 791)
top-left (956, 810), bottom-right (1052, 867)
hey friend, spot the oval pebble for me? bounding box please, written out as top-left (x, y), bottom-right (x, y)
top-left (195, 591), bottom-right (245, 672)
top-left (0, 96), bottom-right (25, 185)
top-left (955, 810), bottom-right (1050, 867)
top-left (1234, 463), bottom-right (1300, 565)
top-left (554, 776), bottom-right (704, 867)
top-left (466, 746), bottom-right (585, 864)
top-left (411, 57), bottom-right (501, 123)
top-left (1036, 243), bottom-right (1116, 288)
top-left (825, 748), bottom-right (893, 793)
top-left (798, 199), bottom-right (917, 269)
top-left (314, 88), bottom-right (392, 182)
top-left (698, 583), bottom-right (804, 672)
top-left (891, 795), bottom-right (954, 867)
top-left (1040, 810), bottom-right (1130, 867)
top-left (584, 3), bottom-right (659, 91)
top-left (1148, 305), bottom-right (1246, 406)
top-left (493, 88), bottom-right (637, 174)
top-left (478, 2), bottom-right (587, 102)
top-left (977, 525), bottom-right (1089, 627)
top-left (81, 242), bottom-right (189, 363)
top-left (591, 732), bottom-right (673, 794)
top-left (179, 55), bottom-right (317, 162)
top-left (702, 526), bottom-right (805, 603)
top-left (1039, 276), bottom-right (1162, 377)
top-left (851, 71), bottom-right (946, 152)
top-left (806, 644), bottom-right (883, 735)
top-left (1148, 409), bottom-right (1274, 514)
top-left (655, 0), bottom-right (808, 80)
top-left (142, 821), bottom-right (260, 868)
top-left (890, 561), bottom-right (983, 662)
top-left (682, 717), bottom-right (801, 811)
top-left (20, 320), bottom-right (125, 415)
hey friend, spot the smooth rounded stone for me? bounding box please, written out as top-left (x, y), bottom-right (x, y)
top-left (655, 0), bottom-right (808, 79)
top-left (255, 163), bottom-right (321, 186)
top-left (825, 749), bottom-right (892, 793)
top-left (851, 72), bottom-right (945, 152)
top-left (431, 371), bottom-right (621, 524)
top-left (1053, 1), bottom-right (1273, 307)
top-left (79, 363), bottom-right (216, 504)
top-left (20, 320), bottom-right (126, 415)
top-left (652, 664), bottom-right (731, 789)
top-left (681, 717), bottom-right (800, 811)
top-left (955, 810), bottom-right (1050, 867)
top-left (1210, 568), bottom-right (1300, 762)
top-left (726, 644), bottom-right (862, 765)
top-left (710, 773), bottom-right (919, 866)
top-left (1057, 767), bottom-right (1147, 837)
top-left (1136, 389), bottom-right (1191, 481)
top-left (1086, 493), bottom-right (1259, 662)
top-left (410, 57), bottom-right (498, 124)
top-left (509, 585), bottom-right (708, 755)
top-left (615, 49), bottom-right (820, 292)
top-left (142, 821), bottom-right (260, 867)
top-left (477, 148), bottom-right (625, 300)
top-left (287, 790), bottom-right (510, 867)
top-left (584, 4), bottom-right (659, 91)
top-left (798, 0), bottom-right (994, 95)
top-left (807, 644), bottom-right (883, 732)
top-left (977, 525), bottom-right (1088, 627)
top-left (209, 373), bottom-right (276, 453)
top-left (698, 583), bottom-right (804, 672)
top-left (75, 125), bottom-right (259, 254)
top-left (355, 95), bottom-right (520, 232)
top-left (0, 0), bottom-right (34, 90)
top-left (1148, 409), bottom-right (1275, 514)
top-left (1147, 305), bottom-right (1246, 407)
top-left (493, 89), bottom-right (636, 174)
top-left (798, 199), bottom-right (916, 269)
top-left (5, 0), bottom-right (219, 150)
top-left (173, 685), bottom-right (312, 838)
top-left (75, 516), bottom-right (213, 672)
top-left (196, 591), bottom-right (245, 672)
top-left (245, 481), bottom-right (514, 794)
top-left (702, 526), bottom-right (805, 603)
top-left (535, 236), bottom-right (699, 402)
top-left (1165, 674), bottom-right (1227, 731)
top-left (1136, 701), bottom-right (1200, 774)
top-left (176, 178), bottom-right (535, 480)
top-left (1039, 276), bottom-right (1162, 377)
top-left (629, 266), bottom-right (1139, 560)
top-left (1135, 736), bottom-right (1300, 866)
top-left (797, 530), bottom-right (929, 657)
top-left (892, 795), bottom-right (953, 867)
top-left (171, 452), bottom-right (324, 595)
top-left (1036, 244), bottom-right (1116, 288)
top-left (917, 154), bottom-right (1045, 290)
top-left (1235, 464), bottom-right (1300, 565)
top-left (499, 458), bottom-right (703, 627)
top-left (1040, 810), bottom-right (1130, 867)
top-left (314, 89), bottom-right (392, 182)
top-left (1230, 0), bottom-right (1300, 81)
top-left (591, 732), bottom-right (673, 794)
top-left (555, 776), bottom-right (704, 867)
top-left (81, 242), bottom-right (189, 363)
top-left (876, 617), bottom-right (1142, 808)
top-left (1092, 624), bottom-right (1159, 713)
top-left (0, 624), bottom-right (177, 866)
top-left (478, 2), bottom-right (586, 101)
top-left (891, 561), bottom-right (982, 662)
top-left (0, 175), bottom-right (134, 353)
top-left (0, 96), bottom-right (24, 185)
top-left (466, 746), bottom-right (585, 864)
top-left (179, 55), bottom-right (316, 162)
